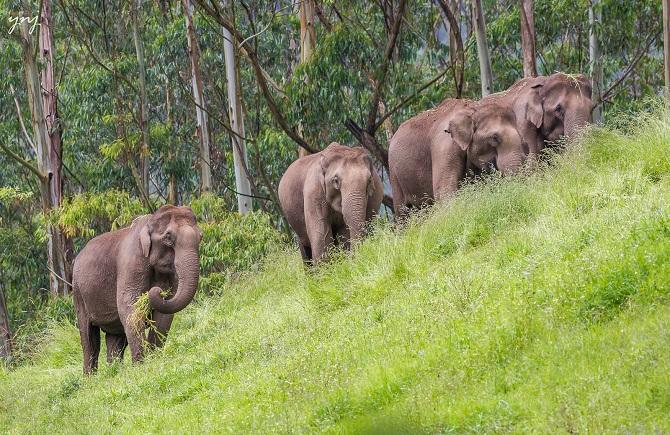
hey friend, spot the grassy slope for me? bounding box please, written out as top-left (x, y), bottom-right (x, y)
top-left (2, 109), bottom-right (670, 433)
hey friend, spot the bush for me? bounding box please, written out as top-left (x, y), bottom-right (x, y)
top-left (190, 194), bottom-right (287, 293)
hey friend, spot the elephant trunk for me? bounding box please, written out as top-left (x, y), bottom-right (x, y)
top-left (564, 104), bottom-right (592, 139)
top-left (149, 226), bottom-right (200, 314)
top-left (342, 189), bottom-right (368, 245)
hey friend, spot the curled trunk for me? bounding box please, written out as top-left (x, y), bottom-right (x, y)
top-left (149, 228), bottom-right (200, 314)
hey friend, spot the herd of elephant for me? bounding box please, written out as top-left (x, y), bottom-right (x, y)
top-left (72, 72), bottom-right (593, 374)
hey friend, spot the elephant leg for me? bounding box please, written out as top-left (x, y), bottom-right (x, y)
top-left (298, 243), bottom-right (313, 264)
top-left (147, 311), bottom-right (174, 349)
top-left (73, 290), bottom-right (101, 375)
top-left (118, 294), bottom-right (147, 363)
top-left (105, 333), bottom-right (128, 363)
top-left (389, 170), bottom-right (408, 220)
top-left (432, 152), bottom-right (464, 203)
top-left (307, 220), bottom-right (333, 264)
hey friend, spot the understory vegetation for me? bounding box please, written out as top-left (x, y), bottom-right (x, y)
top-left (1, 107), bottom-right (669, 432)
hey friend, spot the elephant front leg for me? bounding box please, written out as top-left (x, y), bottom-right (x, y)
top-left (307, 219), bottom-right (333, 264)
top-left (117, 290), bottom-right (148, 363)
top-left (147, 311), bottom-right (174, 349)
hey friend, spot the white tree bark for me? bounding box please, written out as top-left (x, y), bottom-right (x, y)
top-left (472, 0), bottom-right (493, 96)
top-left (183, 0), bottom-right (213, 192)
top-left (223, 18), bottom-right (252, 213)
top-left (19, 9), bottom-right (70, 297)
top-left (663, 0), bottom-right (670, 100)
top-left (589, 0), bottom-right (603, 123)
top-left (131, 0), bottom-right (150, 195)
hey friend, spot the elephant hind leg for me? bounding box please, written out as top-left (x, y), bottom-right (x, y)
top-left (105, 333), bottom-right (128, 363)
top-left (73, 290), bottom-right (101, 374)
top-left (299, 243), bottom-right (312, 265)
top-left (79, 322), bottom-right (101, 374)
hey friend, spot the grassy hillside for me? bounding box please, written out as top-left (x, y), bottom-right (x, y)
top-left (2, 107), bottom-right (670, 433)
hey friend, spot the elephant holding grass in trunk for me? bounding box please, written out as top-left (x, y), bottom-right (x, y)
top-left (72, 205), bottom-right (202, 374)
top-left (389, 98), bottom-right (528, 218)
top-left (492, 72), bottom-right (593, 155)
top-left (279, 143), bottom-right (384, 264)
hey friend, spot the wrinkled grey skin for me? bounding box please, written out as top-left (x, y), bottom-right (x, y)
top-left (389, 98), bottom-right (527, 218)
top-left (278, 143), bottom-right (384, 264)
top-left (491, 72), bottom-right (593, 155)
top-left (72, 205), bottom-right (202, 374)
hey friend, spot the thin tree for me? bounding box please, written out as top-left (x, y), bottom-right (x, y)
top-left (520, 0), bottom-right (537, 77)
top-left (589, 0), bottom-right (604, 122)
top-left (130, 0), bottom-right (150, 195)
top-left (183, 0), bottom-right (213, 193)
top-left (472, 0), bottom-right (493, 96)
top-left (0, 285), bottom-right (11, 361)
top-left (436, 0), bottom-right (464, 97)
top-left (0, 12), bottom-right (71, 297)
top-left (223, 3), bottom-right (252, 214)
top-left (298, 0), bottom-right (316, 158)
top-left (664, 0), bottom-right (670, 99)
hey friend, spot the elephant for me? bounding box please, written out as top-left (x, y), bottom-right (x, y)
top-left (72, 205), bottom-right (202, 374)
top-left (278, 142), bottom-right (384, 264)
top-left (389, 98), bottom-right (528, 218)
top-left (492, 72), bottom-right (593, 155)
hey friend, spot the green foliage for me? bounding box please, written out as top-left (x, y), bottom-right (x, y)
top-left (53, 190), bottom-right (146, 239)
top-left (191, 194), bottom-right (286, 292)
top-left (2, 106), bottom-right (670, 431)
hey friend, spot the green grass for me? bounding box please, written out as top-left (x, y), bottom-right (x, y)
top-left (2, 106), bottom-right (670, 433)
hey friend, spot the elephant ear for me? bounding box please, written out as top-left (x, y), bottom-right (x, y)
top-left (140, 224), bottom-right (152, 258)
top-left (448, 112), bottom-right (474, 152)
top-left (526, 83), bottom-right (544, 129)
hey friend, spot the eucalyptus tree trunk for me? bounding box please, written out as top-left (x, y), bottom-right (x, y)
top-left (18, 6), bottom-right (70, 297)
top-left (472, 0), bottom-right (493, 96)
top-left (223, 10), bottom-right (253, 213)
top-left (663, 0), bottom-right (670, 100)
top-left (520, 0), bottom-right (537, 77)
top-left (0, 285), bottom-right (11, 360)
top-left (165, 78), bottom-right (178, 204)
top-left (589, 0), bottom-right (603, 122)
top-left (298, 0), bottom-right (316, 158)
top-left (131, 0), bottom-right (150, 195)
top-left (183, 0), bottom-right (213, 193)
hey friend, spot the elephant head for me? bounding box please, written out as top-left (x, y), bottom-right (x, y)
top-left (448, 103), bottom-right (528, 175)
top-left (320, 143), bottom-right (379, 244)
top-left (139, 205), bottom-right (202, 314)
top-left (524, 73), bottom-right (593, 144)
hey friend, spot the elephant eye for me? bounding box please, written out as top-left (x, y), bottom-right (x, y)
top-left (332, 176), bottom-right (340, 190)
top-left (163, 229), bottom-right (175, 245)
top-left (554, 104), bottom-right (564, 116)
top-left (491, 133), bottom-right (501, 146)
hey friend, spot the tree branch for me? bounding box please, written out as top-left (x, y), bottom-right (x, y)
top-left (57, 0), bottom-right (139, 95)
top-left (9, 84), bottom-right (37, 155)
top-left (597, 29), bottom-right (660, 106)
top-left (436, 0), bottom-right (464, 98)
top-left (373, 66), bottom-right (451, 131)
top-left (313, 0), bottom-right (333, 31)
top-left (365, 0), bottom-right (407, 133)
top-left (0, 141), bottom-right (46, 181)
top-left (193, 0), bottom-right (317, 154)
